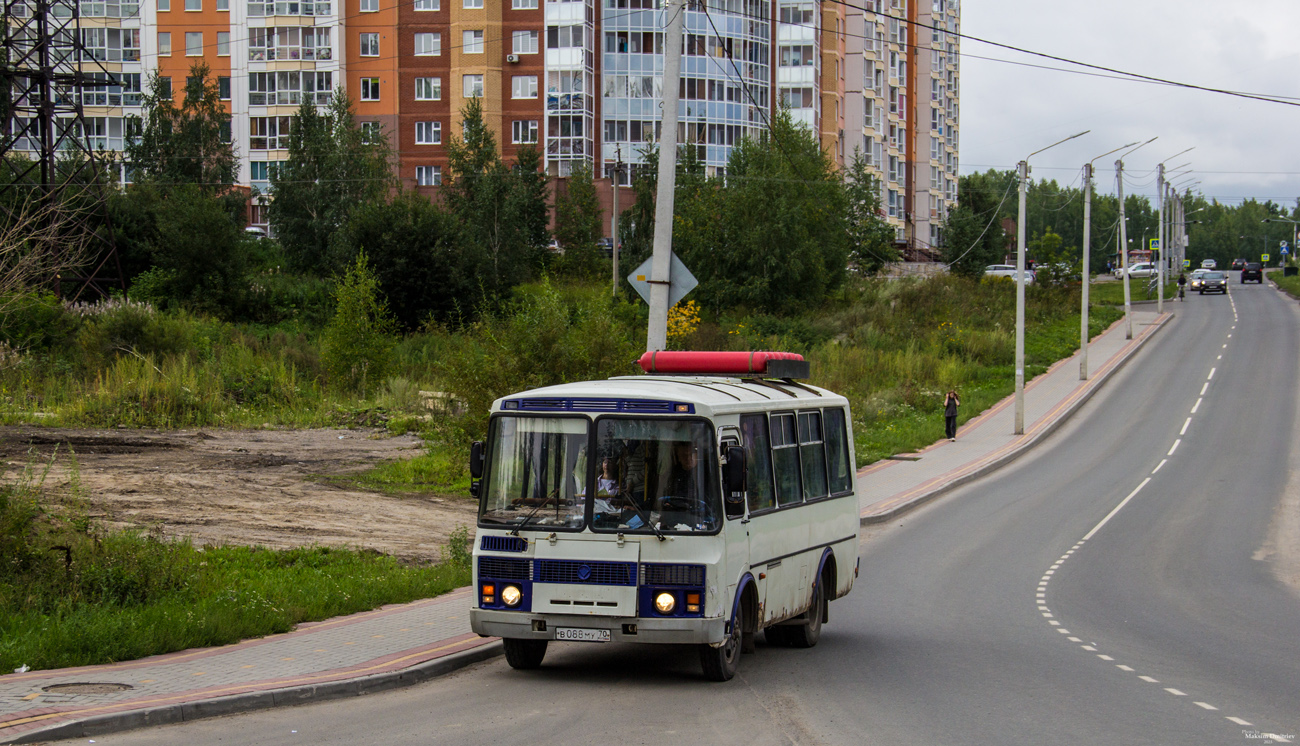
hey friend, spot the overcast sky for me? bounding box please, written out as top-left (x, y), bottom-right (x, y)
top-left (959, 0), bottom-right (1300, 208)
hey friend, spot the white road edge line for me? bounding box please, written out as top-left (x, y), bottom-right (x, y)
top-left (1082, 478), bottom-right (1151, 541)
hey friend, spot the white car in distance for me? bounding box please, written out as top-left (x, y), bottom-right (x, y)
top-left (984, 264), bottom-right (1035, 284)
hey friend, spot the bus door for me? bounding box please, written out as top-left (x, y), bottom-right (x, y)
top-left (718, 428), bottom-right (749, 615)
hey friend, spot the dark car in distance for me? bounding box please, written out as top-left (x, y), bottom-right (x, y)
top-left (1231, 258), bottom-right (1247, 271)
top-left (1242, 262), bottom-right (1263, 283)
top-left (1200, 271), bottom-right (1228, 294)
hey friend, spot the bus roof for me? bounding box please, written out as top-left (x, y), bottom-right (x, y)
top-left (490, 375), bottom-right (848, 418)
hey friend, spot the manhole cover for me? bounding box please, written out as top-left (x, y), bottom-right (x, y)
top-left (42, 683), bottom-right (133, 694)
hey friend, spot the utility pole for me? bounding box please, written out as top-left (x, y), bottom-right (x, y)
top-left (611, 146), bottom-right (623, 298)
top-left (1156, 163), bottom-right (1165, 314)
top-left (1081, 161), bottom-right (1093, 380)
top-left (645, 0), bottom-right (686, 352)
top-left (1117, 159), bottom-right (1133, 340)
top-left (1015, 160), bottom-right (1028, 434)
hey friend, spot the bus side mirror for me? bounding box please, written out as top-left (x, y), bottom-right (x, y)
top-left (469, 441), bottom-right (485, 479)
top-left (723, 446), bottom-right (747, 516)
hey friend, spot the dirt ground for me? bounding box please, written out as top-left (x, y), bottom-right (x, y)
top-left (0, 426), bottom-right (478, 563)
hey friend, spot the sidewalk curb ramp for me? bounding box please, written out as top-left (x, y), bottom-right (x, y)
top-left (4, 643), bottom-right (503, 744)
top-left (860, 312), bottom-right (1171, 526)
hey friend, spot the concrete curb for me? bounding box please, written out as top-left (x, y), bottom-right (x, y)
top-left (4, 642), bottom-right (503, 744)
top-left (861, 313), bottom-right (1171, 526)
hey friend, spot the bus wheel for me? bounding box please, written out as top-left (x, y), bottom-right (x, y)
top-left (502, 638), bottom-right (548, 670)
top-left (700, 603), bottom-right (742, 681)
top-left (787, 581), bottom-right (825, 649)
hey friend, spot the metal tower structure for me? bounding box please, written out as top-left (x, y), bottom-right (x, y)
top-left (0, 0), bottom-right (123, 300)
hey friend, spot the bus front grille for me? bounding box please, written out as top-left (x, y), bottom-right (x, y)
top-left (535, 559), bottom-right (637, 586)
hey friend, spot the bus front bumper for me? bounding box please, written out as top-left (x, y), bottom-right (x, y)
top-left (472, 609), bottom-right (727, 645)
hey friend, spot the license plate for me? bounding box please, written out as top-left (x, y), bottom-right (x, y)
top-left (555, 627), bottom-right (611, 643)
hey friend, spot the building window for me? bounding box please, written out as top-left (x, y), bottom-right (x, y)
top-left (158, 0), bottom-right (168, 9)
top-left (184, 32), bottom-right (202, 55)
top-left (158, 32), bottom-right (171, 55)
top-left (414, 77), bottom-right (441, 100)
top-left (217, 31), bottom-right (230, 56)
top-left (463, 0), bottom-right (481, 7)
top-left (360, 121), bottom-right (381, 142)
top-left (249, 70), bottom-right (333, 105)
top-left (512, 0), bottom-right (536, 7)
top-left (511, 119), bottom-right (537, 144)
top-left (414, 32), bottom-right (440, 55)
top-left (511, 30), bottom-right (537, 54)
top-left (416, 165), bottom-right (442, 186)
top-left (360, 0), bottom-right (377, 9)
top-left (778, 45), bottom-right (814, 67)
top-left (360, 77), bottom-right (380, 101)
top-left (359, 32), bottom-right (378, 56)
top-left (547, 24), bottom-right (582, 48)
top-left (413, 0), bottom-right (437, 8)
top-left (218, 75), bottom-right (231, 99)
top-left (184, 0), bottom-right (199, 9)
top-left (415, 121), bottom-right (441, 144)
top-left (158, 76), bottom-right (172, 99)
top-left (511, 75), bottom-right (537, 99)
top-left (250, 116), bottom-right (292, 149)
top-left (249, 27), bottom-right (332, 61)
top-left (462, 74), bottom-right (483, 98)
top-left (463, 30), bottom-right (483, 54)
top-left (779, 87), bottom-right (814, 108)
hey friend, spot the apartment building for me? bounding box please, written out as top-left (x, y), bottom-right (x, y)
top-left (845, 0), bottom-right (959, 256)
top-left (7, 0), bottom-right (956, 250)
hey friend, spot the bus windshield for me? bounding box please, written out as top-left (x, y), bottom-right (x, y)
top-left (477, 415), bottom-right (721, 534)
top-left (591, 418), bottom-right (719, 534)
top-left (479, 416), bottom-right (588, 530)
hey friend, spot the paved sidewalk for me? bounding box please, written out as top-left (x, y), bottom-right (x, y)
top-left (0, 308), bottom-right (1170, 744)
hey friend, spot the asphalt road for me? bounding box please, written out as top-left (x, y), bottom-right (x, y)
top-left (61, 282), bottom-right (1300, 746)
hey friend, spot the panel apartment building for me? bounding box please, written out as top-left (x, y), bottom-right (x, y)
top-left (7, 0), bottom-right (958, 252)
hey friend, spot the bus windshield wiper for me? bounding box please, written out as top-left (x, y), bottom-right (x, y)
top-left (510, 493), bottom-right (553, 536)
top-left (620, 496), bottom-right (665, 542)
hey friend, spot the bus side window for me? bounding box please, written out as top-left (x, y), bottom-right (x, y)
top-left (798, 411), bottom-right (828, 501)
top-left (824, 407), bottom-right (853, 495)
top-left (740, 414), bottom-right (775, 513)
top-left (771, 413), bottom-right (802, 507)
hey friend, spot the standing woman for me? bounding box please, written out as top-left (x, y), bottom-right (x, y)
top-left (944, 390), bottom-right (960, 441)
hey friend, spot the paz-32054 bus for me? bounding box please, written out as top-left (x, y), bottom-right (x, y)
top-left (468, 351), bottom-right (859, 681)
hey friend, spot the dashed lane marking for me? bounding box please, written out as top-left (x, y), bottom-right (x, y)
top-left (1180, 418), bottom-right (1191, 435)
top-left (1140, 676), bottom-right (1160, 683)
top-left (1195, 702), bottom-right (1218, 711)
top-left (1191, 398), bottom-right (1202, 414)
top-left (1166, 688), bottom-right (1187, 696)
top-left (1168, 439), bottom-right (1181, 456)
top-left (1153, 459), bottom-right (1167, 474)
top-left (1227, 717), bottom-right (1253, 726)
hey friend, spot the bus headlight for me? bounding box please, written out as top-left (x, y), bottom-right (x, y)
top-left (654, 592), bottom-right (677, 614)
top-left (501, 585), bottom-right (523, 607)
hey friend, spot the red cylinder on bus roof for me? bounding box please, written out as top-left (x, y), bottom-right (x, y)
top-left (637, 351), bottom-right (805, 375)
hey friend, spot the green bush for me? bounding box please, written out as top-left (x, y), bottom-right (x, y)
top-left (0, 293), bottom-right (81, 351)
top-left (321, 253), bottom-right (397, 396)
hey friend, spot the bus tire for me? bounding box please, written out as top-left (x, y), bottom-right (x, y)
top-left (764, 623), bottom-right (795, 647)
top-left (787, 580), bottom-right (825, 649)
top-left (502, 638), bottom-right (548, 670)
top-left (700, 602), bottom-right (742, 681)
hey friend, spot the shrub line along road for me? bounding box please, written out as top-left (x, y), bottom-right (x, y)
top-left (4, 286), bottom-right (1297, 743)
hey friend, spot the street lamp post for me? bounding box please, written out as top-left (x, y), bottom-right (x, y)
top-left (1116, 137), bottom-right (1158, 342)
top-left (1080, 141), bottom-right (1139, 381)
top-left (1014, 130), bottom-right (1089, 434)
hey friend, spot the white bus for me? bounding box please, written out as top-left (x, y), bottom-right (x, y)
top-left (468, 351), bottom-right (860, 681)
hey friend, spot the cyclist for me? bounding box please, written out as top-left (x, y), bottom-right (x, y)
top-left (1177, 272), bottom-right (1187, 301)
